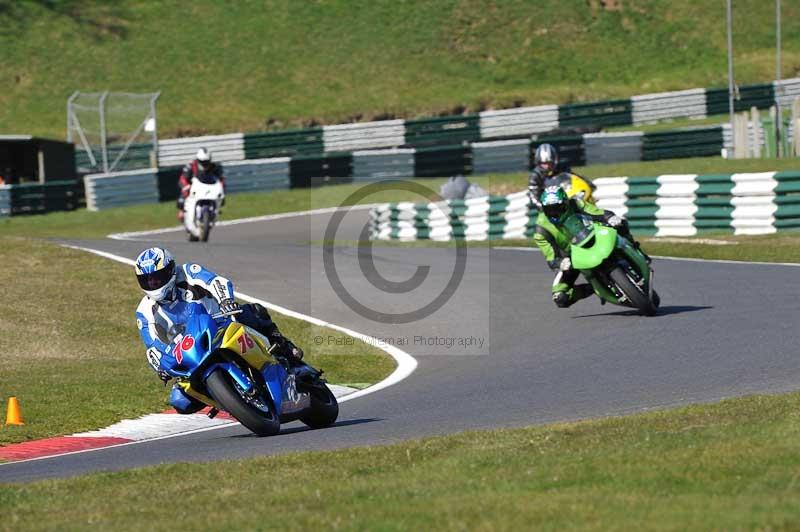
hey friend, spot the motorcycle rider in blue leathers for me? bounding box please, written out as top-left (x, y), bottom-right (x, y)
top-left (134, 247), bottom-right (303, 414)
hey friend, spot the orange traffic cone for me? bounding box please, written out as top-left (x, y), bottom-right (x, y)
top-left (5, 396), bottom-right (24, 425)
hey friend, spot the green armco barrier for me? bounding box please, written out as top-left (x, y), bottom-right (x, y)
top-left (705, 83), bottom-right (776, 115)
top-left (6, 180), bottom-right (81, 215)
top-left (532, 134), bottom-right (586, 167)
top-left (413, 145), bottom-right (472, 177)
top-left (0, 187), bottom-right (10, 217)
top-left (404, 115), bottom-right (480, 148)
top-left (642, 127), bottom-right (723, 160)
top-left (75, 143), bottom-right (153, 172)
top-left (288, 152), bottom-right (352, 188)
top-left (558, 99), bottom-right (633, 128)
top-left (244, 128), bottom-right (324, 159)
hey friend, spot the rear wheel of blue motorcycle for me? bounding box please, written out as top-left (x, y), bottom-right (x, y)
top-left (206, 369), bottom-right (280, 436)
top-left (609, 266), bottom-right (657, 317)
top-left (299, 383), bottom-right (339, 429)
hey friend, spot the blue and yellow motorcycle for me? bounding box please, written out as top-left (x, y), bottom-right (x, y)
top-left (159, 301), bottom-right (338, 436)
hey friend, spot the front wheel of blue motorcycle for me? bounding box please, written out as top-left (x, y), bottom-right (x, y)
top-left (299, 382), bottom-right (339, 429)
top-left (206, 369), bottom-right (280, 436)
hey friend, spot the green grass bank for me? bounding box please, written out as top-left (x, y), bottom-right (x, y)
top-left (3, 391), bottom-right (800, 529)
top-left (2, 1), bottom-right (800, 138)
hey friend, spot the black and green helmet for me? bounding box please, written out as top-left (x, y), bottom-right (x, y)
top-left (540, 186), bottom-right (570, 223)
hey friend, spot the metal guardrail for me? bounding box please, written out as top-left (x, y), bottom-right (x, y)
top-left (584, 132), bottom-right (643, 165)
top-left (157, 133), bottom-right (245, 167)
top-left (471, 139), bottom-right (529, 174)
top-left (116, 78), bottom-right (798, 167)
top-left (244, 128), bottom-right (324, 159)
top-left (631, 88), bottom-right (707, 125)
top-left (0, 181), bottom-right (81, 216)
top-left (84, 169), bottom-right (159, 211)
top-left (323, 120), bottom-right (407, 153)
top-left (223, 158), bottom-right (291, 194)
top-left (352, 149), bottom-right (415, 181)
top-left (0, 186), bottom-right (10, 217)
top-left (478, 105), bottom-right (559, 139)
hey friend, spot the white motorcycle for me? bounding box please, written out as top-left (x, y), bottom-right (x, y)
top-left (183, 176), bottom-right (225, 242)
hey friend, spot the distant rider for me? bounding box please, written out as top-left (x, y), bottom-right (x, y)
top-left (177, 148), bottom-right (226, 221)
top-left (527, 143), bottom-right (593, 209)
top-left (534, 186), bottom-right (645, 308)
top-left (134, 247), bottom-right (303, 414)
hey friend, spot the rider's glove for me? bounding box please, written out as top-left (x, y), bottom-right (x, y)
top-left (271, 333), bottom-right (304, 362)
top-left (559, 257), bottom-right (572, 272)
top-left (219, 298), bottom-right (241, 315)
top-left (528, 191), bottom-right (542, 210)
top-left (607, 215), bottom-right (623, 228)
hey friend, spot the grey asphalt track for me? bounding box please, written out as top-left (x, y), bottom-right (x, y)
top-left (2, 207), bottom-right (800, 482)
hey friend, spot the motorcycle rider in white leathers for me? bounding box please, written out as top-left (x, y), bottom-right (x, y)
top-left (134, 247), bottom-right (303, 414)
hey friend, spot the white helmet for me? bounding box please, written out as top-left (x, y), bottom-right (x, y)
top-left (134, 247), bottom-right (177, 303)
top-left (196, 148), bottom-right (211, 163)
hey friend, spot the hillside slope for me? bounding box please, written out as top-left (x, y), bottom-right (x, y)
top-left (1, 0), bottom-right (798, 138)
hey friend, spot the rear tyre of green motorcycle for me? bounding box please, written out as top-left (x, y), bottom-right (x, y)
top-left (299, 382), bottom-right (339, 429)
top-left (609, 266), bottom-right (657, 317)
top-left (205, 369), bottom-right (280, 436)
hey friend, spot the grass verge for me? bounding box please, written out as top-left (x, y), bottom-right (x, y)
top-left (3, 392), bottom-right (800, 528)
top-left (0, 237), bottom-right (394, 446)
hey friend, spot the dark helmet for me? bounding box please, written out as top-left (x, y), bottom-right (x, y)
top-left (534, 143), bottom-right (559, 176)
top-left (540, 185), bottom-right (570, 224)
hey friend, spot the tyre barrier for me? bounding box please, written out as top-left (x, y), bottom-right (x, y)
top-left (369, 171), bottom-right (800, 240)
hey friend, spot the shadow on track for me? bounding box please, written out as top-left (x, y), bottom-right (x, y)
top-left (571, 305), bottom-right (713, 318)
top-left (230, 417), bottom-right (382, 438)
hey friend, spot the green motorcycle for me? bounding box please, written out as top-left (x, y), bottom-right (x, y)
top-left (563, 213), bottom-right (660, 316)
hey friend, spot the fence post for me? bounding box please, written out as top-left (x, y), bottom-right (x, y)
top-left (733, 113), bottom-right (749, 158)
top-left (763, 107), bottom-right (777, 158)
top-left (750, 107), bottom-right (761, 158)
top-left (793, 97), bottom-right (800, 157)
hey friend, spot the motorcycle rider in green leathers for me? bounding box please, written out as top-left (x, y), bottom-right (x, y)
top-left (533, 186), bottom-right (644, 308)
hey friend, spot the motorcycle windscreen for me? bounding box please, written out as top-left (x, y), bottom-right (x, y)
top-left (571, 226), bottom-right (617, 270)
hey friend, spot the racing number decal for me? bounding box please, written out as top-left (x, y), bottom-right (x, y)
top-left (237, 332), bottom-right (255, 353)
top-left (172, 335), bottom-right (195, 364)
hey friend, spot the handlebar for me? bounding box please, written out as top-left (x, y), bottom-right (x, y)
top-left (211, 308), bottom-right (243, 321)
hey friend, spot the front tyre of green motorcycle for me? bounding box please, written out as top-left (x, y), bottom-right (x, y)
top-left (205, 368), bottom-right (280, 436)
top-left (609, 266), bottom-right (657, 316)
top-left (299, 382), bottom-right (339, 429)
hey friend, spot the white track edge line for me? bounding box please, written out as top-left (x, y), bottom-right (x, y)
top-left (107, 204), bottom-right (378, 240)
top-left (494, 246), bottom-right (800, 267)
top-left (1, 243), bottom-right (417, 466)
